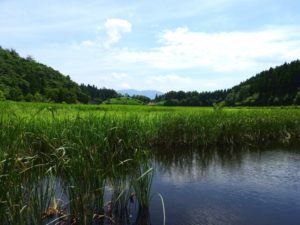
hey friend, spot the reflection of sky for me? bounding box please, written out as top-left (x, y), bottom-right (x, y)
top-left (150, 150), bottom-right (300, 225)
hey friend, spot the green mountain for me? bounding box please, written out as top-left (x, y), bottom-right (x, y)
top-left (224, 60), bottom-right (300, 106)
top-left (0, 47), bottom-right (118, 103)
top-left (155, 60), bottom-right (300, 106)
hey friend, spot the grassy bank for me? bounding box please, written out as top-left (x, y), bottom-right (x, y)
top-left (0, 101), bottom-right (299, 224)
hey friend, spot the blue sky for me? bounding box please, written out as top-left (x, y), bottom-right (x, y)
top-left (1, 0), bottom-right (300, 92)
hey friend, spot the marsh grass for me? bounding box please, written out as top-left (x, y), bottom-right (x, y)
top-left (0, 101), bottom-right (300, 224)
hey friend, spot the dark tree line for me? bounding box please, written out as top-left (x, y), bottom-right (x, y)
top-left (79, 84), bottom-right (119, 104)
top-left (154, 90), bottom-right (228, 106)
top-left (123, 94), bottom-right (151, 104)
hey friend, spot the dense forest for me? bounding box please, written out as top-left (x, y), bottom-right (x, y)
top-left (224, 61), bottom-right (300, 106)
top-left (1, 47), bottom-right (300, 106)
top-left (0, 47), bottom-right (118, 103)
top-left (154, 90), bottom-right (228, 106)
top-left (155, 61), bottom-right (300, 106)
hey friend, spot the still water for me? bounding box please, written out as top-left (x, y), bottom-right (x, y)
top-left (149, 149), bottom-right (300, 225)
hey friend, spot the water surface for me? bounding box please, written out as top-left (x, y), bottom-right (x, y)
top-left (149, 149), bottom-right (300, 225)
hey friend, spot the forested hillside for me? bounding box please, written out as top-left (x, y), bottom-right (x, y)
top-left (0, 47), bottom-right (118, 103)
top-left (224, 60), bottom-right (300, 106)
top-left (155, 60), bottom-right (300, 106)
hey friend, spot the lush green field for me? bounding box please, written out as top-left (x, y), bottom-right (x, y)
top-left (0, 101), bottom-right (300, 224)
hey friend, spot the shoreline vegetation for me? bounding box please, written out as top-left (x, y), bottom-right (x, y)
top-left (1, 102), bottom-right (299, 150)
top-left (1, 101), bottom-right (300, 224)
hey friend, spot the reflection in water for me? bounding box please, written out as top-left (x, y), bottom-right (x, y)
top-left (150, 148), bottom-right (300, 225)
top-left (152, 147), bottom-right (245, 181)
top-left (2, 147), bottom-right (300, 225)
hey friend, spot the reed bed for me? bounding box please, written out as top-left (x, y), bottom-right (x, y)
top-left (1, 102), bottom-right (299, 150)
top-left (0, 101), bottom-right (299, 224)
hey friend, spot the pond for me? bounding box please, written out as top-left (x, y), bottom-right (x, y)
top-left (149, 148), bottom-right (300, 225)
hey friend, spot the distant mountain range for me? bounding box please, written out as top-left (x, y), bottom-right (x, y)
top-left (118, 89), bottom-right (163, 99)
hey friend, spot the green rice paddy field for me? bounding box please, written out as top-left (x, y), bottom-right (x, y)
top-left (0, 101), bottom-right (300, 224)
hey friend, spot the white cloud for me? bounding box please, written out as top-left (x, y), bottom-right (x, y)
top-left (103, 18), bottom-right (132, 48)
top-left (146, 74), bottom-right (235, 92)
top-left (21, 24), bottom-right (300, 92)
top-left (111, 72), bottom-right (128, 79)
top-left (81, 40), bottom-right (96, 47)
top-left (149, 74), bottom-right (191, 83)
top-left (115, 26), bottom-right (300, 72)
top-left (80, 18), bottom-right (132, 48)
top-left (119, 82), bottom-right (131, 89)
top-left (87, 72), bottom-right (235, 92)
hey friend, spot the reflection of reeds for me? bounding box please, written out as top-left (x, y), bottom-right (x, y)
top-left (133, 152), bottom-right (153, 210)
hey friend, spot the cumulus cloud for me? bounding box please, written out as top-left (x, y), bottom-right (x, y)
top-left (80, 18), bottom-right (132, 48)
top-left (103, 18), bottom-right (132, 48)
top-left (115, 26), bottom-right (300, 72)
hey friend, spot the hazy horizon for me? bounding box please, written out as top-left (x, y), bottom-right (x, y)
top-left (1, 0), bottom-right (300, 92)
